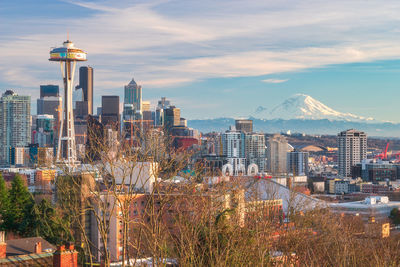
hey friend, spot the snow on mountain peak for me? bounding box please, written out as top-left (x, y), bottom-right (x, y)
top-left (255, 94), bottom-right (375, 122)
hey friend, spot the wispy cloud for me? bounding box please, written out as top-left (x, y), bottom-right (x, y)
top-left (2, 0), bottom-right (400, 99)
top-left (261, 79), bottom-right (288, 84)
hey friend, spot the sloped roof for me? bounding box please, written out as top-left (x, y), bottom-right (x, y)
top-left (6, 237), bottom-right (55, 256)
top-left (244, 178), bottom-right (325, 213)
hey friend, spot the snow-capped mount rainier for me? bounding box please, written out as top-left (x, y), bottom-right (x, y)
top-left (187, 93), bottom-right (400, 136)
top-left (255, 94), bottom-right (375, 122)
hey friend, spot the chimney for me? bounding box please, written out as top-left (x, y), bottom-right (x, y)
top-left (53, 243), bottom-right (78, 267)
top-left (0, 231), bottom-right (6, 259)
top-left (34, 241), bottom-right (42, 254)
top-left (66, 243), bottom-right (74, 250)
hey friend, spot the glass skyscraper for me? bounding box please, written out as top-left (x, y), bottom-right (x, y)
top-left (124, 78), bottom-right (142, 118)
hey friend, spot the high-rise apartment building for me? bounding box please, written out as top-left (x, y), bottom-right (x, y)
top-left (338, 129), bottom-right (367, 177)
top-left (287, 151), bottom-right (309, 176)
top-left (0, 90), bottom-right (31, 166)
top-left (101, 96), bottom-right (120, 129)
top-left (266, 134), bottom-right (288, 174)
top-left (222, 127), bottom-right (246, 175)
top-left (222, 128), bottom-right (245, 158)
top-left (245, 133), bottom-right (266, 172)
top-left (235, 119), bottom-right (253, 133)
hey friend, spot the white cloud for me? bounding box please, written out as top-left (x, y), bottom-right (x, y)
top-left (262, 79), bottom-right (288, 84)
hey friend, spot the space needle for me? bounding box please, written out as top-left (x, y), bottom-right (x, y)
top-left (49, 40), bottom-right (87, 166)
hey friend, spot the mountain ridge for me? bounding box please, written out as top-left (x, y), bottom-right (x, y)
top-left (187, 94), bottom-right (400, 136)
top-left (187, 117), bottom-right (400, 137)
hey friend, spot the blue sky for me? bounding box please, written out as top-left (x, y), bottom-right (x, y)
top-left (2, 0), bottom-right (400, 121)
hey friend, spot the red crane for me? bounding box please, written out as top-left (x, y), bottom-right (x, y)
top-left (375, 142), bottom-right (389, 160)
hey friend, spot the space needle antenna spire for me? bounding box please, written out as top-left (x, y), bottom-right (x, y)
top-left (49, 40), bottom-right (87, 167)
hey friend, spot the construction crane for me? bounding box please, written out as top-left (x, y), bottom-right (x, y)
top-left (375, 142), bottom-right (389, 160)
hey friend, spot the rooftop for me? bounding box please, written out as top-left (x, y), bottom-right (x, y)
top-left (330, 196), bottom-right (400, 210)
top-left (5, 237), bottom-right (55, 256)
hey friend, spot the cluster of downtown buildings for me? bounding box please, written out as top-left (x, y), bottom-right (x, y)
top-left (0, 66), bottom-right (199, 168)
top-left (1, 69), bottom-right (397, 191)
top-left (197, 120), bottom-right (308, 179)
top-left (2, 68), bottom-right (400, 192)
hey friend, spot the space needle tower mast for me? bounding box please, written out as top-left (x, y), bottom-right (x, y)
top-left (49, 40), bottom-right (87, 166)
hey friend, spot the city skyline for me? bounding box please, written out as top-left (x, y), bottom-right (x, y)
top-left (2, 1), bottom-right (400, 121)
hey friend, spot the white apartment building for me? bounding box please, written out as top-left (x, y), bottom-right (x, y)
top-left (245, 133), bottom-right (266, 173)
top-left (337, 129), bottom-right (367, 177)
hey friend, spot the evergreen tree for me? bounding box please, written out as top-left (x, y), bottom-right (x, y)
top-left (7, 174), bottom-right (34, 234)
top-left (25, 199), bottom-right (73, 244)
top-left (0, 173), bottom-right (9, 230)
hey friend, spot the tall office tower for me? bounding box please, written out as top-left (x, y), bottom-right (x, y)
top-left (155, 108), bottom-right (163, 126)
top-left (36, 84), bottom-right (59, 152)
top-left (222, 127), bottom-right (246, 174)
top-left (37, 85), bottom-right (62, 124)
top-left (180, 118), bottom-right (187, 127)
top-left (75, 66), bottom-right (93, 116)
top-left (49, 40), bottom-right (87, 166)
top-left (142, 101), bottom-right (150, 111)
top-left (123, 104), bottom-right (135, 121)
top-left (34, 114), bottom-right (55, 148)
top-left (163, 106), bottom-right (180, 131)
top-left (235, 119), bottom-right (253, 133)
top-left (102, 96), bottom-right (120, 129)
top-left (155, 97), bottom-right (171, 126)
top-left (245, 133), bottom-right (266, 172)
top-left (40, 85), bottom-right (59, 98)
top-left (338, 129), bottom-right (367, 177)
top-left (0, 90), bottom-right (31, 166)
top-left (157, 97), bottom-right (171, 109)
top-left (287, 151), bottom-right (309, 176)
top-left (142, 100), bottom-right (152, 121)
top-left (266, 134), bottom-right (288, 174)
top-left (124, 78), bottom-right (142, 117)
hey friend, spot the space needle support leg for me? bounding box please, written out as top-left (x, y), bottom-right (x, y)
top-left (70, 61), bottom-right (77, 163)
top-left (64, 60), bottom-right (77, 166)
top-left (56, 61), bottom-right (65, 162)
